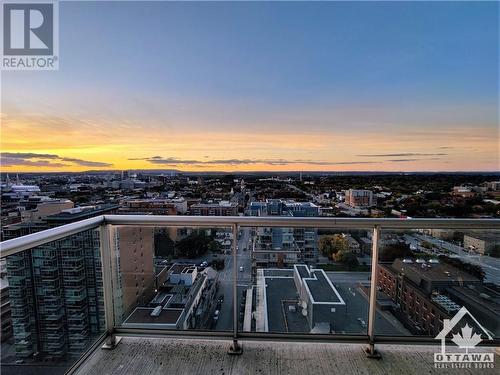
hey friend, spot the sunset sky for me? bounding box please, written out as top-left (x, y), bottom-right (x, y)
top-left (1, 1), bottom-right (498, 172)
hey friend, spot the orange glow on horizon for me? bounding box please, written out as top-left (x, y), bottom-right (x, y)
top-left (1, 113), bottom-right (498, 173)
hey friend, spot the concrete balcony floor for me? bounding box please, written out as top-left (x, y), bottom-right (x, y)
top-left (75, 336), bottom-right (499, 375)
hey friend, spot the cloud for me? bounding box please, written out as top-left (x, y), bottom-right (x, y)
top-left (1, 157), bottom-right (69, 168)
top-left (357, 153), bottom-right (448, 157)
top-left (386, 159), bottom-right (419, 162)
top-left (1, 152), bottom-right (60, 159)
top-left (0, 152), bottom-right (112, 168)
top-left (60, 157), bottom-right (113, 167)
top-left (132, 156), bottom-right (378, 166)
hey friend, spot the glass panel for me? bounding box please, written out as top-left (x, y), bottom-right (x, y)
top-left (376, 228), bottom-right (500, 340)
top-left (250, 222), bottom-right (371, 335)
top-left (111, 226), bottom-right (234, 332)
top-left (1, 230), bottom-right (105, 374)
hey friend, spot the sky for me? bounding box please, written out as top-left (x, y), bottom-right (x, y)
top-left (1, 1), bottom-right (499, 172)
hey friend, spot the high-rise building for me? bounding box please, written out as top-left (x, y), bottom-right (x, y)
top-left (250, 200), bottom-right (319, 266)
top-left (4, 205), bottom-right (119, 359)
top-left (113, 226), bottom-right (155, 321)
top-left (0, 271), bottom-right (12, 343)
top-left (345, 189), bottom-right (375, 207)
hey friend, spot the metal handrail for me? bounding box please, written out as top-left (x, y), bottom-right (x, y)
top-left (0, 216), bottom-right (104, 257)
top-left (103, 214), bottom-right (500, 229)
top-left (1, 215), bottom-right (499, 258)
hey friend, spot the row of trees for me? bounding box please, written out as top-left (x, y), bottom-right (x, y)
top-left (155, 230), bottom-right (221, 259)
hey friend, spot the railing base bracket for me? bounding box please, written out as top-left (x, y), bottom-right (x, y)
top-left (228, 340), bottom-right (243, 355)
top-left (102, 336), bottom-right (122, 350)
top-left (363, 346), bottom-right (381, 359)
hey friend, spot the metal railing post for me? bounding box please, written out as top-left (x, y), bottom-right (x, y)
top-left (228, 223), bottom-right (243, 354)
top-left (99, 224), bottom-right (121, 349)
top-left (365, 224), bottom-right (381, 359)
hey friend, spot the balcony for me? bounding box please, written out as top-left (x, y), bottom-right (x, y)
top-left (1, 215), bottom-right (499, 374)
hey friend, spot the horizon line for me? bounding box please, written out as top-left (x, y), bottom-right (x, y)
top-left (1, 169), bottom-right (499, 175)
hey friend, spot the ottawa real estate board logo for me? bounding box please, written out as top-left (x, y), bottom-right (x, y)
top-left (434, 307), bottom-right (495, 369)
top-left (1, 0), bottom-right (58, 70)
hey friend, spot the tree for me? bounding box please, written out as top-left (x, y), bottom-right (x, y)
top-left (421, 241), bottom-right (433, 249)
top-left (175, 230), bottom-right (217, 258)
top-left (335, 250), bottom-right (359, 268)
top-left (154, 230), bottom-right (175, 258)
top-left (379, 242), bottom-right (412, 262)
top-left (319, 234), bottom-right (349, 259)
top-left (490, 245), bottom-right (500, 259)
top-left (207, 240), bottom-right (221, 253)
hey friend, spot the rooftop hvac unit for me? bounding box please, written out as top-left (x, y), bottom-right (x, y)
top-left (150, 306), bottom-right (162, 317)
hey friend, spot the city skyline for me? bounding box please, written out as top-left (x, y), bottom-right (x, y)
top-left (1, 1), bottom-right (498, 173)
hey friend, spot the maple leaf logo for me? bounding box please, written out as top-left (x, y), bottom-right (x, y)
top-left (451, 324), bottom-right (483, 353)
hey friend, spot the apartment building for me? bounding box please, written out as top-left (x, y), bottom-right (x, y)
top-left (250, 200), bottom-right (319, 266)
top-left (463, 233), bottom-right (499, 255)
top-left (344, 189), bottom-right (375, 208)
top-left (190, 201), bottom-right (238, 216)
top-left (119, 199), bottom-right (178, 215)
top-left (4, 205), bottom-right (119, 359)
top-left (378, 258), bottom-right (481, 336)
top-left (113, 227), bottom-right (156, 321)
top-left (0, 275), bottom-right (12, 342)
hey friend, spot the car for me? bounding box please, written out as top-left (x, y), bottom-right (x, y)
top-left (239, 266), bottom-right (244, 272)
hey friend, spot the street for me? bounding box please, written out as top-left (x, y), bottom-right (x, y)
top-left (404, 233), bottom-right (500, 284)
top-left (214, 227), bottom-right (253, 331)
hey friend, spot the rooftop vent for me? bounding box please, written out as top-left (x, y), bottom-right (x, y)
top-left (479, 293), bottom-right (491, 300)
top-left (150, 306), bottom-right (162, 317)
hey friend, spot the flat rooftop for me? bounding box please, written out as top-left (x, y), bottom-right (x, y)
top-left (73, 337), bottom-right (500, 375)
top-left (295, 265), bottom-right (344, 304)
top-left (264, 277), bottom-right (307, 333)
top-left (306, 270), bottom-right (344, 303)
top-left (169, 263), bottom-right (196, 274)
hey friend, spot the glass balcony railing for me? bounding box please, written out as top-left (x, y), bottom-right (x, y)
top-left (1, 226), bottom-right (106, 375)
top-left (1, 216), bottom-right (499, 373)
